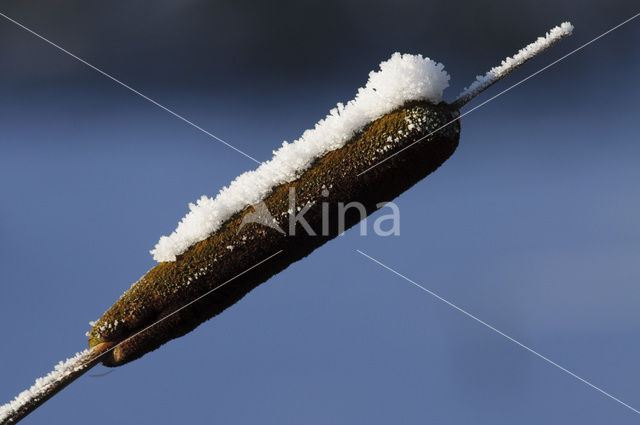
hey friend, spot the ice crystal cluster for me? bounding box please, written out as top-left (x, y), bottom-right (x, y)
top-left (0, 350), bottom-right (92, 422)
top-left (151, 53), bottom-right (450, 262)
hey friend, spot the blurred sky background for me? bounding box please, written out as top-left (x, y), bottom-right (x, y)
top-left (1, 1), bottom-right (639, 424)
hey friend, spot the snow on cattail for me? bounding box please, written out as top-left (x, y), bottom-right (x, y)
top-left (151, 53), bottom-right (451, 262)
top-left (1, 22), bottom-right (573, 425)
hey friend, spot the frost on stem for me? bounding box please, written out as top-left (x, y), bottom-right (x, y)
top-left (0, 350), bottom-right (94, 424)
top-left (454, 22), bottom-right (574, 107)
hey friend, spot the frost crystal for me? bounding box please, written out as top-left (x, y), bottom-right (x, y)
top-left (457, 22), bottom-right (573, 104)
top-left (151, 53), bottom-right (450, 262)
top-left (0, 350), bottom-right (92, 422)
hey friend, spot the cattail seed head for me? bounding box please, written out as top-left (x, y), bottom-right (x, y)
top-left (89, 100), bottom-right (460, 366)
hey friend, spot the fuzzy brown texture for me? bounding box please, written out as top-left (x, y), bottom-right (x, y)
top-left (88, 100), bottom-right (460, 366)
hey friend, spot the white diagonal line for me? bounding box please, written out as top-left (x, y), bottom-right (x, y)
top-left (358, 11), bottom-right (640, 176)
top-left (356, 249), bottom-right (640, 415)
top-left (0, 11), bottom-right (262, 165)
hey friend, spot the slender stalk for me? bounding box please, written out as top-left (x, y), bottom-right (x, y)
top-left (452, 22), bottom-right (573, 109)
top-left (0, 343), bottom-right (113, 425)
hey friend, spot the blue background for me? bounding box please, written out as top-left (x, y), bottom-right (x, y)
top-left (1, 2), bottom-right (639, 424)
